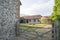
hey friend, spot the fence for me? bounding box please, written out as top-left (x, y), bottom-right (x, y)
top-left (19, 26), bottom-right (52, 40)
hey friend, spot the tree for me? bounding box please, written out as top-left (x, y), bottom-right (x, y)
top-left (50, 0), bottom-right (60, 23)
top-left (50, 0), bottom-right (60, 39)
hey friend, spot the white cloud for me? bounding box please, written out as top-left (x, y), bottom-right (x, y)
top-left (20, 0), bottom-right (54, 16)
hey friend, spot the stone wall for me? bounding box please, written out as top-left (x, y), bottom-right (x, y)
top-left (0, 0), bottom-right (18, 40)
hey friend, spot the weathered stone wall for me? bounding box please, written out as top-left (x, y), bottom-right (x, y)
top-left (0, 0), bottom-right (18, 40)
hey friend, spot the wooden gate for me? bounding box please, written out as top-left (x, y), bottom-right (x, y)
top-left (19, 26), bottom-right (52, 40)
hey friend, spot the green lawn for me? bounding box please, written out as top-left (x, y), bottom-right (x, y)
top-left (20, 23), bottom-right (52, 31)
top-left (20, 23), bottom-right (52, 27)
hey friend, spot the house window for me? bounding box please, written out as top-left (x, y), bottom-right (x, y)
top-left (26, 19), bottom-right (28, 23)
top-left (38, 20), bottom-right (39, 22)
top-left (29, 19), bottom-right (31, 22)
top-left (34, 19), bottom-right (36, 22)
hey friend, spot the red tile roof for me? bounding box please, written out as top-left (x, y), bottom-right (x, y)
top-left (43, 16), bottom-right (50, 19)
top-left (21, 15), bottom-right (42, 19)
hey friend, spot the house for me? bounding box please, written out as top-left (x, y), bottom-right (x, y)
top-left (41, 16), bottom-right (51, 24)
top-left (20, 17), bottom-right (25, 23)
top-left (20, 15), bottom-right (42, 24)
top-left (44, 16), bottom-right (51, 23)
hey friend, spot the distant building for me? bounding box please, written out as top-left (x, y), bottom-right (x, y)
top-left (20, 15), bottom-right (42, 24)
top-left (41, 16), bottom-right (51, 24)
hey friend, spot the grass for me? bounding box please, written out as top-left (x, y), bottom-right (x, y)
top-left (20, 23), bottom-right (52, 31)
top-left (20, 26), bottom-right (38, 31)
top-left (20, 23), bottom-right (52, 27)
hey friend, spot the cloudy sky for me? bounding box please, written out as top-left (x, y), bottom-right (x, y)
top-left (20, 0), bottom-right (54, 16)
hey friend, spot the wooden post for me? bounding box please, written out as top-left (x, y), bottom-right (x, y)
top-left (16, 0), bottom-right (20, 36)
top-left (52, 20), bottom-right (59, 40)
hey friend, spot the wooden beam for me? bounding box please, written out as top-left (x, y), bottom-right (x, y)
top-left (18, 0), bottom-right (20, 19)
top-left (16, 0), bottom-right (20, 36)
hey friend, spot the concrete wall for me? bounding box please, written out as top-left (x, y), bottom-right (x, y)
top-left (0, 0), bottom-right (18, 40)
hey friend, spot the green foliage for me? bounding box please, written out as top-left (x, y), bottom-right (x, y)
top-left (50, 13), bottom-right (57, 21)
top-left (50, 0), bottom-right (60, 37)
top-left (20, 23), bottom-right (51, 27)
top-left (50, 0), bottom-right (60, 22)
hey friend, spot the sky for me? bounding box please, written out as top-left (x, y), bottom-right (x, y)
top-left (20, 0), bottom-right (54, 16)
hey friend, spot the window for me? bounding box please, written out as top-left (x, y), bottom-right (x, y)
top-left (38, 20), bottom-right (39, 22)
top-left (29, 19), bottom-right (31, 22)
top-left (34, 19), bottom-right (36, 22)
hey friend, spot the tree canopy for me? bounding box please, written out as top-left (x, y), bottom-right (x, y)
top-left (50, 0), bottom-right (60, 22)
